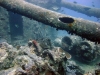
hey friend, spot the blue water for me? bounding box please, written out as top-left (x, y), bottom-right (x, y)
top-left (1, 0), bottom-right (100, 74)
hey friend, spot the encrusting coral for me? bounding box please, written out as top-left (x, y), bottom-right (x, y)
top-left (0, 39), bottom-right (84, 75)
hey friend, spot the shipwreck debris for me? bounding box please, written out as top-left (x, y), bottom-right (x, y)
top-left (0, 0), bottom-right (100, 43)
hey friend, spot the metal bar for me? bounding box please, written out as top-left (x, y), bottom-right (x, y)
top-left (0, 0), bottom-right (100, 43)
top-left (61, 0), bottom-right (100, 18)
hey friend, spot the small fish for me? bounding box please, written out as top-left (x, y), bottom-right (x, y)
top-left (73, 1), bottom-right (77, 4)
top-left (97, 18), bottom-right (100, 21)
top-left (92, 4), bottom-right (95, 7)
top-left (16, 45), bottom-right (20, 50)
top-left (7, 31), bottom-right (12, 35)
top-left (96, 63), bottom-right (100, 66)
top-left (61, 10), bottom-right (64, 12)
top-left (0, 18), bottom-right (5, 20)
top-left (52, 6), bottom-right (59, 10)
top-left (84, 7), bottom-right (91, 11)
top-left (32, 40), bottom-right (37, 46)
top-left (15, 24), bottom-right (19, 28)
top-left (32, 40), bottom-right (42, 52)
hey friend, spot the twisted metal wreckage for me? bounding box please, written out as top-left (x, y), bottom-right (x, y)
top-left (0, 0), bottom-right (100, 43)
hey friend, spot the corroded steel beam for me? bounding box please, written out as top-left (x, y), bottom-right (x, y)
top-left (61, 0), bottom-right (100, 18)
top-left (0, 0), bottom-right (100, 43)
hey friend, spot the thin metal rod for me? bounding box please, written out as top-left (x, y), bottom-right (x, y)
top-left (61, 0), bottom-right (100, 18)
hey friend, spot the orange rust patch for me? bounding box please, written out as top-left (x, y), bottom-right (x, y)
top-left (68, 20), bottom-right (76, 27)
top-left (68, 23), bottom-right (73, 27)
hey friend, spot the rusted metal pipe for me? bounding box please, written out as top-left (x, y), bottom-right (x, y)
top-left (0, 0), bottom-right (100, 43)
top-left (61, 0), bottom-right (100, 18)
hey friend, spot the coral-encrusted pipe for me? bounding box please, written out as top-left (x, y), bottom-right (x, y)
top-left (0, 0), bottom-right (100, 43)
top-left (61, 0), bottom-right (100, 18)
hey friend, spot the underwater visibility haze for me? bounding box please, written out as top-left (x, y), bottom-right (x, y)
top-left (0, 0), bottom-right (100, 75)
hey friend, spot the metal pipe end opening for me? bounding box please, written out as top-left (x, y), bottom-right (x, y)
top-left (59, 17), bottom-right (74, 23)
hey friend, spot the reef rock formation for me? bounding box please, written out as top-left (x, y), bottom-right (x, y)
top-left (0, 40), bottom-right (84, 75)
top-left (59, 35), bottom-right (99, 62)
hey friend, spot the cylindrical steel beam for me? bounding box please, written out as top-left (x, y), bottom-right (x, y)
top-left (61, 0), bottom-right (100, 18)
top-left (0, 0), bottom-right (100, 43)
